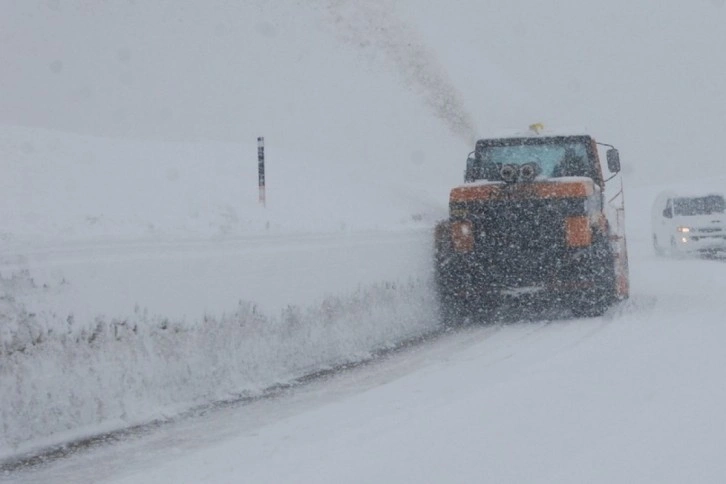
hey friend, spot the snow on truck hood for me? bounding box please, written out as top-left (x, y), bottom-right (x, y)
top-left (456, 176), bottom-right (597, 190)
top-left (450, 177), bottom-right (598, 202)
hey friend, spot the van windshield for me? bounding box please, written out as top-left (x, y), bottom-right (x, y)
top-left (674, 195), bottom-right (725, 216)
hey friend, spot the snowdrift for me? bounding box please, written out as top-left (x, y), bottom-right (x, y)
top-left (0, 270), bottom-right (437, 458)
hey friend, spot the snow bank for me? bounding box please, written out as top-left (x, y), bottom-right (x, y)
top-left (0, 270), bottom-right (438, 458)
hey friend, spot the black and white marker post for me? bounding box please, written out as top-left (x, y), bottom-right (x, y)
top-left (257, 136), bottom-right (266, 207)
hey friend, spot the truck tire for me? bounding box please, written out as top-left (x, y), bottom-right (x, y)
top-left (570, 234), bottom-right (617, 318)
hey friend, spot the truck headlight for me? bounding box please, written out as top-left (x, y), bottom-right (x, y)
top-left (677, 226), bottom-right (691, 233)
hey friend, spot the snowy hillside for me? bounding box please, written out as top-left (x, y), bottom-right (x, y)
top-left (0, 125), bottom-right (449, 242)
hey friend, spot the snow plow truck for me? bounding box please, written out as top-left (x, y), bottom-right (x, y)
top-left (434, 125), bottom-right (629, 324)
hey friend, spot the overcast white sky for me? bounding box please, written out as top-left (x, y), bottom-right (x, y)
top-left (3, 0), bottom-right (726, 185)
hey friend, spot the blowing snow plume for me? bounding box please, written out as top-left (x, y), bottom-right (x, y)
top-left (322, 0), bottom-right (478, 144)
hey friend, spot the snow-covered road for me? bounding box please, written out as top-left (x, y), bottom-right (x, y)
top-left (0, 229), bottom-right (432, 322)
top-left (0, 228), bottom-right (439, 462)
top-left (6, 236), bottom-right (726, 483)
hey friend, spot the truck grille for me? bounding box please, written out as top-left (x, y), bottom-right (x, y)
top-left (460, 197), bottom-right (586, 286)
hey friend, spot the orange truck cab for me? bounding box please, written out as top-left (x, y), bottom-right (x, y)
top-left (434, 129), bottom-right (629, 324)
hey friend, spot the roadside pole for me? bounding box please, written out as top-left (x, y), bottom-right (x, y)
top-left (257, 136), bottom-right (266, 207)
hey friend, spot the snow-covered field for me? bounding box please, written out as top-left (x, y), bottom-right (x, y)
top-left (3, 0), bottom-right (726, 482)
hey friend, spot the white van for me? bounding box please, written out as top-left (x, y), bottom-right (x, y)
top-left (651, 191), bottom-right (726, 256)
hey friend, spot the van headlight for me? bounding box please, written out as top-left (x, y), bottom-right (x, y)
top-left (677, 226), bottom-right (691, 233)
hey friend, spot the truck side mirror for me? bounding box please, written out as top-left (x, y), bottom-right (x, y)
top-left (663, 206), bottom-right (672, 218)
top-left (606, 148), bottom-right (621, 173)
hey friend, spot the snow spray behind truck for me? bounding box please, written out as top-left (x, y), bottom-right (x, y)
top-left (434, 125), bottom-right (629, 324)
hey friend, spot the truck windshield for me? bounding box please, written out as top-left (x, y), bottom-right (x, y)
top-left (467, 139), bottom-right (593, 181)
top-left (674, 195), bottom-right (725, 216)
